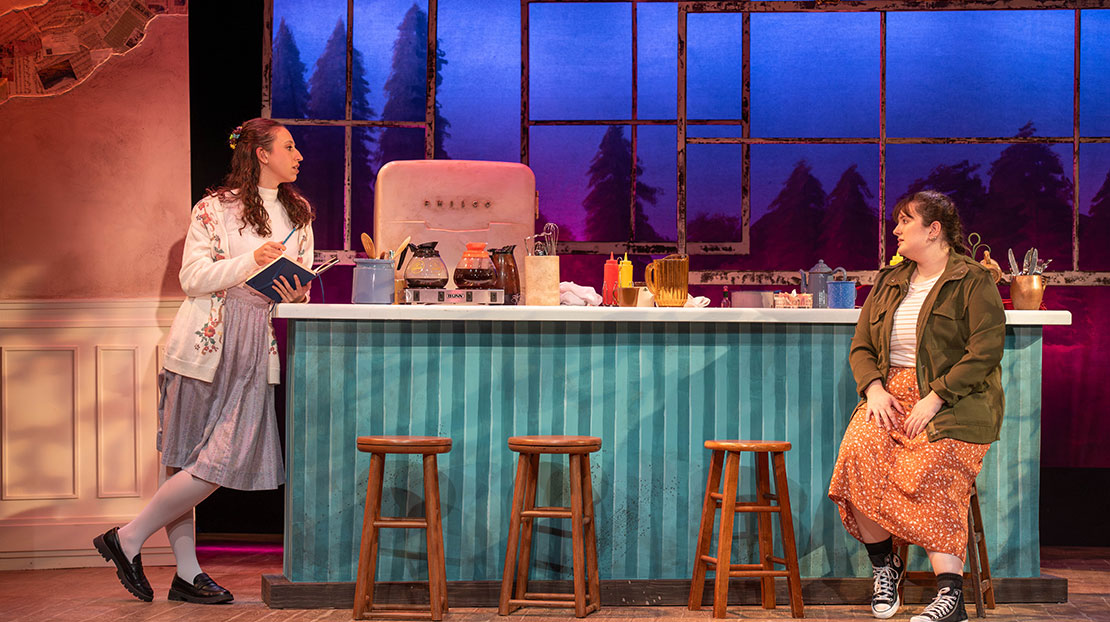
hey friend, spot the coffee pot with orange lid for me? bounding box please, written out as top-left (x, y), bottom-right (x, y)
top-left (454, 242), bottom-right (498, 289)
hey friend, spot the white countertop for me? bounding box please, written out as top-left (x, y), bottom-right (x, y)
top-left (275, 304), bottom-right (1071, 325)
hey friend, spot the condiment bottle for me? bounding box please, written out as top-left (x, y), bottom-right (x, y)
top-left (603, 252), bottom-right (619, 306)
top-left (619, 253), bottom-right (633, 287)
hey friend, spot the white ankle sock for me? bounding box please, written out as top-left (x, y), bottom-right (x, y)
top-left (117, 469), bottom-right (218, 560)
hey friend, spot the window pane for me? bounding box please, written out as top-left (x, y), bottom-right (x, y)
top-left (887, 144), bottom-right (1073, 272)
top-left (1080, 143), bottom-right (1110, 270)
top-left (531, 125), bottom-right (608, 242)
top-left (272, 0), bottom-right (347, 120)
top-left (686, 13), bottom-right (742, 120)
top-left (687, 144), bottom-right (742, 244)
top-left (636, 125), bottom-right (677, 242)
top-left (887, 11), bottom-right (1073, 138)
top-left (354, 0), bottom-right (431, 122)
top-left (438, 0), bottom-right (519, 161)
top-left (750, 12), bottom-right (879, 138)
top-left (747, 145), bottom-right (879, 271)
top-left (290, 125), bottom-right (346, 251)
top-left (1081, 10), bottom-right (1110, 137)
top-left (637, 3), bottom-right (677, 120)
top-left (530, 3), bottom-right (631, 121)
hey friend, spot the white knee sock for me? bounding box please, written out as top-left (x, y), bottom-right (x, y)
top-left (117, 469), bottom-right (218, 561)
top-left (165, 509), bottom-right (204, 581)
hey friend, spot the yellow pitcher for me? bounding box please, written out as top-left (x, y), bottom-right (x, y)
top-left (645, 254), bottom-right (689, 307)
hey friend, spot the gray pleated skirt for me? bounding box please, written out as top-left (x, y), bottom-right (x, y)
top-left (157, 287), bottom-right (284, 491)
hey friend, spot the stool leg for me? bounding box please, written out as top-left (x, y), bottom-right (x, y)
top-left (756, 452), bottom-right (776, 610)
top-left (423, 454), bottom-right (448, 620)
top-left (569, 454), bottom-right (588, 617)
top-left (713, 450), bottom-right (741, 619)
top-left (771, 452), bottom-right (804, 619)
top-left (969, 486), bottom-right (995, 609)
top-left (514, 454), bottom-right (540, 603)
top-left (353, 452), bottom-right (386, 620)
top-left (966, 507), bottom-right (985, 619)
top-left (499, 453), bottom-right (531, 615)
top-left (581, 453), bottom-right (601, 612)
top-left (689, 450), bottom-right (725, 611)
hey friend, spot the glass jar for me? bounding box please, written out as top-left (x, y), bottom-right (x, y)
top-left (453, 242), bottom-right (497, 289)
top-left (404, 241), bottom-right (449, 289)
top-left (490, 245), bottom-right (521, 304)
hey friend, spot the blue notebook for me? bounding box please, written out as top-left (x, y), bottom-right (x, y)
top-left (245, 255), bottom-right (340, 302)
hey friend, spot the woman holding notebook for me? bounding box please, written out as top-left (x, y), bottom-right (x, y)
top-left (94, 118), bottom-right (314, 604)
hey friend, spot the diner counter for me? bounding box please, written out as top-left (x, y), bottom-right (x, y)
top-left (273, 303), bottom-right (1070, 604)
top-left (276, 303), bottom-right (1071, 325)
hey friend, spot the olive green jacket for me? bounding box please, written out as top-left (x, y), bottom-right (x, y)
top-left (849, 249), bottom-right (1006, 444)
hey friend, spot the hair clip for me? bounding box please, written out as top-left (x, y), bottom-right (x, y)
top-left (228, 125), bottom-right (243, 150)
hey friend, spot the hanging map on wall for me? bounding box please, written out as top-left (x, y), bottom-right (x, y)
top-left (0, 0), bottom-right (186, 103)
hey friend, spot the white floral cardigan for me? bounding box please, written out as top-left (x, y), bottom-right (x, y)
top-left (162, 193), bottom-right (313, 384)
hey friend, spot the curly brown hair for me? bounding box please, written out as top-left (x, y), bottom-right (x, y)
top-left (207, 118), bottom-right (314, 236)
top-left (892, 190), bottom-right (968, 255)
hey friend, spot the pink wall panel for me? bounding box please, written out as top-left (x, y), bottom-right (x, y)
top-left (0, 15), bottom-right (188, 299)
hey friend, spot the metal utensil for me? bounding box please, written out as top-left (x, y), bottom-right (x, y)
top-left (1008, 248), bottom-right (1020, 276)
top-left (542, 223), bottom-right (559, 256)
top-left (1022, 248), bottom-right (1035, 275)
top-left (1030, 248), bottom-right (1039, 275)
top-left (1034, 258), bottom-right (1052, 275)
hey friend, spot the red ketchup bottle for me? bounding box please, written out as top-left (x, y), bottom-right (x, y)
top-left (603, 253), bottom-right (620, 306)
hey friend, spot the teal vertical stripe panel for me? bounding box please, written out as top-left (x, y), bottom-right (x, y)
top-left (285, 320), bottom-right (1044, 582)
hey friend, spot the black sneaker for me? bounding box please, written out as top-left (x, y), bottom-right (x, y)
top-left (870, 552), bottom-right (904, 619)
top-left (910, 586), bottom-right (968, 622)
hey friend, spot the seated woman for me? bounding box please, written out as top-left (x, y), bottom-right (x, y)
top-left (828, 190), bottom-right (1005, 622)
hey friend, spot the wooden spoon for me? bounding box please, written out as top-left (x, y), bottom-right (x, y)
top-left (360, 233), bottom-right (375, 259)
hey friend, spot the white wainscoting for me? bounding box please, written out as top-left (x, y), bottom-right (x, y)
top-left (0, 300), bottom-right (181, 569)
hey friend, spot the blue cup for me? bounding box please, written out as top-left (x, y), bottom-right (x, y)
top-left (352, 258), bottom-right (395, 304)
top-left (827, 280), bottom-right (857, 309)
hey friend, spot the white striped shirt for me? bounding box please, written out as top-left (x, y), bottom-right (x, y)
top-left (889, 274), bottom-right (941, 367)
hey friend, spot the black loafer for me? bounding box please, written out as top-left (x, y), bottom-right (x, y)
top-left (168, 572), bottom-right (234, 604)
top-left (93, 527), bottom-right (153, 602)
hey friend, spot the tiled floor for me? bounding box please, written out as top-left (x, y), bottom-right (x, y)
top-left (1, 545), bottom-right (1107, 621)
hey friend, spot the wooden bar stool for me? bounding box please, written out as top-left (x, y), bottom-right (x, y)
top-left (688, 440), bottom-right (804, 619)
top-left (353, 436), bottom-right (452, 621)
top-left (498, 435), bottom-right (602, 618)
top-left (896, 483), bottom-right (996, 618)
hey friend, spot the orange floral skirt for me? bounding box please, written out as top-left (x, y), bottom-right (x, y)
top-left (828, 367), bottom-right (989, 559)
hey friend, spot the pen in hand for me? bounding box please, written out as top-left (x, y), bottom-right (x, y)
top-left (281, 227), bottom-right (297, 247)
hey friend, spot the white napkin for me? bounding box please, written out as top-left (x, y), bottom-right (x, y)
top-left (559, 282), bottom-right (603, 306)
top-left (684, 295), bottom-right (711, 308)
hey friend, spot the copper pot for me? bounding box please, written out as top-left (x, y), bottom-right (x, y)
top-left (1011, 275), bottom-right (1045, 310)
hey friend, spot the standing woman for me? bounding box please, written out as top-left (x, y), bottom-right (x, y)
top-left (828, 191), bottom-right (1005, 622)
top-left (94, 118), bottom-right (314, 604)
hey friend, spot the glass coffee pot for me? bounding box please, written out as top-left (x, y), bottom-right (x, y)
top-left (490, 245), bottom-right (521, 304)
top-left (453, 242), bottom-right (498, 289)
top-left (404, 241), bottom-right (449, 289)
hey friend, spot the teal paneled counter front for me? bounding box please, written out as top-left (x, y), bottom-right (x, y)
top-left (273, 305), bottom-right (1069, 602)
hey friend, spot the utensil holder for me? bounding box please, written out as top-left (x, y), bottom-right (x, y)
top-left (524, 255), bottom-right (560, 306)
top-left (1011, 274), bottom-right (1045, 310)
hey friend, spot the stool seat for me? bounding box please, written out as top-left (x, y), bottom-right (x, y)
top-left (508, 435), bottom-right (602, 454)
top-left (704, 440), bottom-right (791, 453)
top-left (357, 435), bottom-right (453, 454)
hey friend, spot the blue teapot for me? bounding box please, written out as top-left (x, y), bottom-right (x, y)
top-left (799, 259), bottom-right (847, 309)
